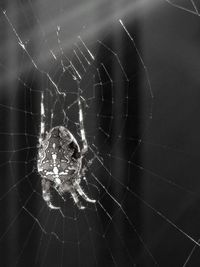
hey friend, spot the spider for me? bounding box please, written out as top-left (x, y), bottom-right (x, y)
top-left (37, 92), bottom-right (96, 210)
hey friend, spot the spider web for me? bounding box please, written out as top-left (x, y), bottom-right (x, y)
top-left (0, 0), bottom-right (200, 266)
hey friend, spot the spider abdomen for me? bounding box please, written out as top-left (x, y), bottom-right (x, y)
top-left (38, 126), bottom-right (82, 182)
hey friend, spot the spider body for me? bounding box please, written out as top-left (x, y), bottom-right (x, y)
top-left (37, 125), bottom-right (95, 210)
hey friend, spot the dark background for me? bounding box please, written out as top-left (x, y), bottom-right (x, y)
top-left (0, 0), bottom-right (200, 266)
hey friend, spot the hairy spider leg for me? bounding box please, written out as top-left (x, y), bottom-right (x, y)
top-left (76, 185), bottom-right (96, 203)
top-left (71, 190), bottom-right (85, 210)
top-left (54, 185), bottom-right (66, 202)
top-left (77, 87), bottom-right (96, 204)
top-left (42, 179), bottom-right (61, 210)
top-left (67, 60), bottom-right (96, 208)
top-left (77, 91), bottom-right (88, 155)
top-left (39, 91), bottom-right (45, 146)
top-left (69, 60), bottom-right (88, 155)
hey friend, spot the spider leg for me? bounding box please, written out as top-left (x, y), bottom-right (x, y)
top-left (42, 179), bottom-right (61, 210)
top-left (54, 186), bottom-right (66, 202)
top-left (76, 184), bottom-right (96, 203)
top-left (77, 88), bottom-right (88, 155)
top-left (81, 156), bottom-right (96, 177)
top-left (39, 92), bottom-right (45, 146)
top-left (71, 190), bottom-right (85, 210)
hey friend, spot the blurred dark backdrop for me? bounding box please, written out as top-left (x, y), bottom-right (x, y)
top-left (1, 1), bottom-right (200, 267)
